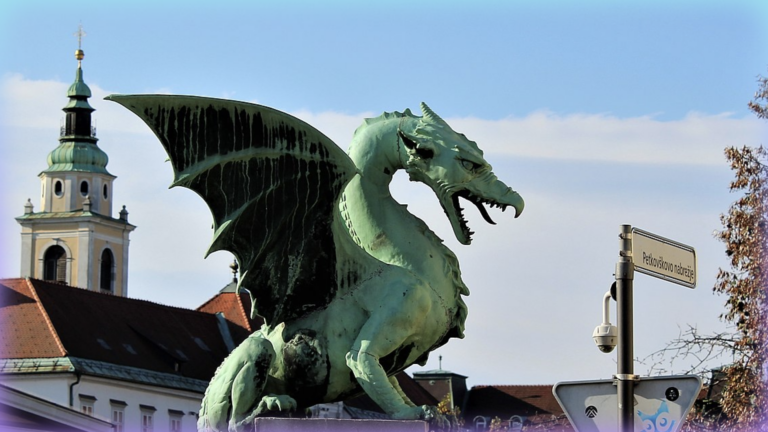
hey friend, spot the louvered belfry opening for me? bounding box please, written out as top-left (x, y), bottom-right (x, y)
top-left (43, 245), bottom-right (67, 283)
top-left (100, 249), bottom-right (114, 292)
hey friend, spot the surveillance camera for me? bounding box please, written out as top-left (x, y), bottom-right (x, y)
top-left (593, 290), bottom-right (617, 353)
top-left (593, 324), bottom-right (618, 353)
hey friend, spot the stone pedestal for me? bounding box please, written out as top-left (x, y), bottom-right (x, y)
top-left (252, 418), bottom-right (428, 432)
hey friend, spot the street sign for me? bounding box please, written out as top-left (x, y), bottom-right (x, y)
top-left (553, 375), bottom-right (702, 432)
top-left (631, 228), bottom-right (697, 288)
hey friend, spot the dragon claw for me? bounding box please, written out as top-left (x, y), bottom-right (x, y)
top-left (256, 394), bottom-right (297, 414)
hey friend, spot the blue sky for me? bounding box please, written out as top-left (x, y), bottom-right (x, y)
top-left (1, 1), bottom-right (767, 387)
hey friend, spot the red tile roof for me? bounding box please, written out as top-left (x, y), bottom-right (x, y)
top-left (472, 384), bottom-right (564, 416)
top-left (1, 277), bottom-right (441, 411)
top-left (0, 278), bottom-right (245, 382)
top-left (0, 279), bottom-right (65, 359)
top-left (197, 291), bottom-right (263, 333)
top-left (465, 385), bottom-right (563, 418)
top-left (465, 385), bottom-right (573, 431)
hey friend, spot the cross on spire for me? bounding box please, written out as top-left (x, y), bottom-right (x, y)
top-left (74, 24), bottom-right (86, 49)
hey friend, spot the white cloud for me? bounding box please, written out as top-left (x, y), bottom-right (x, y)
top-left (448, 111), bottom-right (764, 166)
top-left (1, 73), bottom-right (69, 130)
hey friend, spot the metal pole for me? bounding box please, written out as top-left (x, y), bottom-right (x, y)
top-left (616, 225), bottom-right (636, 432)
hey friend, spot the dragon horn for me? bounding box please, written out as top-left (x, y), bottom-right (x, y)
top-left (420, 102), bottom-right (447, 125)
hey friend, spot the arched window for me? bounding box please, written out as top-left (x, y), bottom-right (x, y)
top-left (43, 245), bottom-right (67, 283)
top-left (474, 416), bottom-right (487, 431)
top-left (509, 416), bottom-right (524, 431)
top-left (80, 180), bottom-right (89, 197)
top-left (100, 249), bottom-right (115, 292)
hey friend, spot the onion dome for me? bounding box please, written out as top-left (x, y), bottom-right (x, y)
top-left (42, 46), bottom-right (111, 175)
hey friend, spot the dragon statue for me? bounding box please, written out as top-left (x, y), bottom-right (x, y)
top-left (107, 95), bottom-right (524, 431)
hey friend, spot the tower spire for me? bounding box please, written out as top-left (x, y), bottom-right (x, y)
top-left (45, 26), bottom-right (109, 176)
top-left (74, 24), bottom-right (86, 66)
top-left (16, 27), bottom-right (135, 297)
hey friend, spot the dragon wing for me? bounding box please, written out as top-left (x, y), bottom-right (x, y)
top-left (107, 95), bottom-right (360, 326)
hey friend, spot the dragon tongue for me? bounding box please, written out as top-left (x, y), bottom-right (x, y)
top-left (473, 200), bottom-right (496, 225)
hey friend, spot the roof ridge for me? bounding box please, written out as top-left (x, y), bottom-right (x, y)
top-left (235, 293), bottom-right (252, 332)
top-left (197, 291), bottom-right (255, 332)
top-left (24, 278), bottom-right (67, 357)
top-left (196, 291), bottom-right (221, 311)
top-left (23, 277), bottom-right (214, 316)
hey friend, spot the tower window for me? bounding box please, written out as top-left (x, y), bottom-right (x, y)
top-left (54, 180), bottom-right (63, 197)
top-left (80, 180), bottom-right (89, 197)
top-left (100, 249), bottom-right (115, 292)
top-left (103, 184), bottom-right (109, 200)
top-left (43, 245), bottom-right (67, 283)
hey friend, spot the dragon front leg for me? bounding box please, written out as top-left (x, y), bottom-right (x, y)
top-left (389, 376), bottom-right (417, 408)
top-left (198, 331), bottom-right (296, 432)
top-left (346, 287), bottom-right (454, 430)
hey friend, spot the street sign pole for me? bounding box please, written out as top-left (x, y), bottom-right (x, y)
top-left (555, 226), bottom-right (697, 432)
top-left (616, 225), bottom-right (636, 432)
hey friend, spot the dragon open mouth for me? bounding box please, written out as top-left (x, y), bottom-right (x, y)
top-left (451, 190), bottom-right (508, 241)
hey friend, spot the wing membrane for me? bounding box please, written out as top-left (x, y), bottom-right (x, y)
top-left (108, 95), bottom-right (358, 325)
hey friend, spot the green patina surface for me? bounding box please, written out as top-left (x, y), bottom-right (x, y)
top-left (44, 141), bottom-right (110, 174)
top-left (43, 59), bottom-right (111, 175)
top-left (108, 95), bottom-right (524, 432)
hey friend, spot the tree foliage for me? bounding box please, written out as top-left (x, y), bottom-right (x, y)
top-left (708, 72), bottom-right (768, 429)
top-left (436, 392), bottom-right (464, 429)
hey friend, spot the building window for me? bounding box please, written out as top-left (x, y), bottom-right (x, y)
top-left (43, 245), bottom-right (67, 283)
top-left (80, 180), bottom-right (89, 197)
top-left (142, 412), bottom-right (153, 432)
top-left (110, 400), bottom-right (127, 432)
top-left (103, 183), bottom-right (109, 200)
top-left (100, 248), bottom-right (115, 292)
top-left (54, 180), bottom-right (63, 197)
top-left (169, 409), bottom-right (184, 432)
top-left (112, 409), bottom-right (124, 432)
top-left (509, 415), bottom-right (524, 431)
top-left (79, 394), bottom-right (96, 416)
top-left (111, 406), bottom-right (126, 432)
top-left (474, 416), bottom-right (487, 431)
top-left (140, 405), bottom-right (156, 432)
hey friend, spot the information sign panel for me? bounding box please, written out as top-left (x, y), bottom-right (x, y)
top-left (631, 228), bottom-right (697, 288)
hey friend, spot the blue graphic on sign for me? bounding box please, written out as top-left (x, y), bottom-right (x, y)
top-left (638, 400), bottom-right (676, 432)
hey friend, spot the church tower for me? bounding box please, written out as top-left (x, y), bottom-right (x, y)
top-left (16, 31), bottom-right (135, 296)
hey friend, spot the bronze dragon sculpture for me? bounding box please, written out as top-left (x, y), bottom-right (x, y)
top-left (108, 95), bottom-right (524, 431)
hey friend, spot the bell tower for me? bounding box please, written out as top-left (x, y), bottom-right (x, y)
top-left (16, 28), bottom-right (136, 296)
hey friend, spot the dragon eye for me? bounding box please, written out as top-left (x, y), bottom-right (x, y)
top-left (461, 159), bottom-right (477, 171)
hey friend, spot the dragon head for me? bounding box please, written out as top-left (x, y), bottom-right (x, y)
top-left (399, 103), bottom-right (524, 245)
